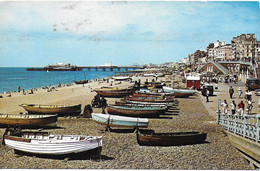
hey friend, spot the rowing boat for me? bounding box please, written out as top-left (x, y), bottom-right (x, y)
top-left (125, 96), bottom-right (176, 103)
top-left (136, 129), bottom-right (207, 146)
top-left (91, 113), bottom-right (148, 128)
top-left (3, 129), bottom-right (102, 159)
top-left (0, 114), bottom-right (57, 128)
top-left (19, 104), bottom-right (81, 116)
top-left (107, 105), bottom-right (166, 117)
top-left (94, 87), bottom-right (134, 97)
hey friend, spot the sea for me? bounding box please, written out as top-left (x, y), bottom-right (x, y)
top-left (0, 67), bottom-right (129, 94)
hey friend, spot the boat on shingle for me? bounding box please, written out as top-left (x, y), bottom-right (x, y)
top-left (106, 105), bottom-right (166, 117)
top-left (0, 114), bottom-right (57, 128)
top-left (3, 129), bottom-right (102, 159)
top-left (136, 129), bottom-right (207, 146)
top-left (94, 87), bottom-right (134, 98)
top-left (91, 113), bottom-right (148, 128)
top-left (19, 104), bottom-right (81, 116)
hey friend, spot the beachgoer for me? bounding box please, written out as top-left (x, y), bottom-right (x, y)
top-left (100, 97), bottom-right (107, 114)
top-left (248, 90), bottom-right (252, 101)
top-left (206, 89), bottom-right (210, 102)
top-left (18, 86), bottom-right (21, 93)
top-left (247, 100), bottom-right (253, 115)
top-left (231, 100), bottom-right (236, 114)
top-left (221, 100), bottom-right (229, 114)
top-left (245, 90), bottom-right (249, 101)
top-left (237, 87), bottom-right (242, 98)
top-left (237, 101), bottom-right (245, 115)
top-left (229, 86), bottom-right (234, 99)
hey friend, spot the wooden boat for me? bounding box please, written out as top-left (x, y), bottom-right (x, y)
top-left (19, 104), bottom-right (81, 116)
top-left (91, 113), bottom-right (148, 128)
top-left (3, 129), bottom-right (102, 159)
top-left (94, 87), bottom-right (134, 97)
top-left (131, 93), bottom-right (175, 99)
top-left (74, 80), bottom-right (88, 84)
top-left (162, 86), bottom-right (197, 98)
top-left (0, 114), bottom-right (57, 127)
top-left (125, 96), bottom-right (176, 103)
top-left (124, 99), bottom-right (178, 107)
top-left (136, 129), bottom-right (207, 146)
top-left (112, 76), bottom-right (132, 81)
top-left (106, 105), bottom-right (166, 117)
top-left (115, 101), bottom-right (169, 108)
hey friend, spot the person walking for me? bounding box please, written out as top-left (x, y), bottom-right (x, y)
top-left (206, 88), bottom-right (210, 102)
top-left (221, 100), bottom-right (229, 114)
top-left (237, 101), bottom-right (245, 115)
top-left (229, 86), bottom-right (234, 99)
top-left (231, 100), bottom-right (236, 114)
top-left (248, 90), bottom-right (252, 101)
top-left (237, 87), bottom-right (242, 99)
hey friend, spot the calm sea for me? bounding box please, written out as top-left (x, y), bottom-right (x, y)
top-left (0, 67), bottom-right (127, 94)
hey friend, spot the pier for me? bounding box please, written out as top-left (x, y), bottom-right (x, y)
top-left (26, 65), bottom-right (143, 71)
top-left (78, 65), bottom-right (143, 71)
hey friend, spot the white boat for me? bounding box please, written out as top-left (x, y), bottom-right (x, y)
top-left (91, 113), bottom-right (148, 128)
top-left (3, 130), bottom-right (102, 158)
top-left (162, 86), bottom-right (197, 94)
top-left (112, 76), bottom-right (132, 81)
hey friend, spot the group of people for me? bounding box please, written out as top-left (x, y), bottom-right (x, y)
top-left (221, 99), bottom-right (253, 115)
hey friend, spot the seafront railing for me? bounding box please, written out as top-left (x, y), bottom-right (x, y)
top-left (217, 98), bottom-right (260, 143)
top-left (217, 112), bottom-right (260, 143)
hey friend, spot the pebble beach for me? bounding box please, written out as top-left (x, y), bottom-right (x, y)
top-left (0, 74), bottom-right (252, 169)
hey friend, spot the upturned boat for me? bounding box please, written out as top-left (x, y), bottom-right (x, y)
top-left (94, 87), bottom-right (134, 97)
top-left (0, 114), bottom-right (57, 128)
top-left (162, 86), bottom-right (197, 98)
top-left (19, 104), bottom-right (81, 116)
top-left (91, 113), bottom-right (148, 128)
top-left (3, 129), bottom-right (102, 159)
top-left (107, 105), bottom-right (166, 117)
top-left (136, 129), bottom-right (207, 146)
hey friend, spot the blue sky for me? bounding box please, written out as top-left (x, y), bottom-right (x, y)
top-left (0, 1), bottom-right (259, 67)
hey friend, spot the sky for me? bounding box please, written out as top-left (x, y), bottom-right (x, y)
top-left (0, 1), bottom-right (259, 67)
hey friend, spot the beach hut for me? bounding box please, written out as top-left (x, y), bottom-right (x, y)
top-left (186, 76), bottom-right (201, 90)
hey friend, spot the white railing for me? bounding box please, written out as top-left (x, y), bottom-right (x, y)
top-left (217, 100), bottom-right (260, 143)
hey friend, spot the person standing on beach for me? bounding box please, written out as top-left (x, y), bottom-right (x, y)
top-left (237, 87), bottom-right (242, 98)
top-left (229, 86), bottom-right (234, 99)
top-left (231, 100), bottom-right (236, 114)
top-left (100, 97), bottom-right (107, 114)
top-left (18, 86), bottom-right (21, 93)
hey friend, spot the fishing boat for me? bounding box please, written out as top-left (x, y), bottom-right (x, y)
top-left (124, 99), bottom-right (177, 107)
top-left (112, 76), bottom-right (132, 81)
top-left (94, 87), bottom-right (134, 98)
top-left (106, 105), bottom-right (166, 117)
top-left (162, 86), bottom-right (197, 98)
top-left (3, 129), bottom-right (102, 159)
top-left (125, 96), bottom-right (176, 103)
top-left (136, 129), bottom-right (207, 146)
top-left (19, 104), bottom-right (81, 116)
top-left (0, 114), bottom-right (57, 128)
top-left (131, 93), bottom-right (175, 99)
top-left (74, 80), bottom-right (88, 84)
top-left (91, 113), bottom-right (148, 128)
top-left (114, 101), bottom-right (169, 108)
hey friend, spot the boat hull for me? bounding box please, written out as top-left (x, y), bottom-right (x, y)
top-left (4, 131), bottom-right (102, 159)
top-left (0, 114), bottom-right (57, 128)
top-left (19, 104), bottom-right (81, 116)
top-left (137, 130), bottom-right (207, 146)
top-left (91, 113), bottom-right (148, 128)
top-left (107, 105), bottom-right (166, 117)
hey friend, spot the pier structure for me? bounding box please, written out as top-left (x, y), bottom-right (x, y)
top-left (78, 65), bottom-right (143, 72)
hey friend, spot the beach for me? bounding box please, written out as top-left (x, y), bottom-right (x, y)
top-left (0, 74), bottom-right (252, 169)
